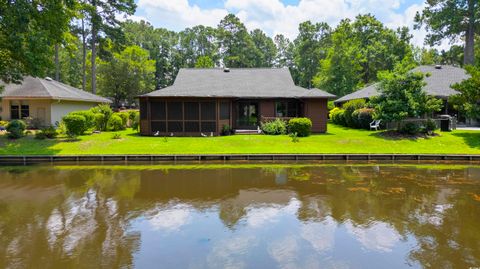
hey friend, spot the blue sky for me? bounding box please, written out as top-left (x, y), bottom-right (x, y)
top-left (130, 0), bottom-right (439, 48)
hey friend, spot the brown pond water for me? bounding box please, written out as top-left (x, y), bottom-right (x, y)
top-left (0, 164), bottom-right (479, 269)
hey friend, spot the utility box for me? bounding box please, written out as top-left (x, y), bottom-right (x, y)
top-left (439, 115), bottom-right (452, 132)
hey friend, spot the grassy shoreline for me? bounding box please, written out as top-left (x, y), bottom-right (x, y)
top-left (0, 124), bottom-right (479, 155)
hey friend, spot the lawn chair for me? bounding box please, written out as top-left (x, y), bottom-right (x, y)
top-left (370, 120), bottom-right (381, 131)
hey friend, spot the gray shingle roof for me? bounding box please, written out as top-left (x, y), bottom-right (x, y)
top-left (143, 68), bottom-right (336, 99)
top-left (0, 76), bottom-right (112, 103)
top-left (334, 65), bottom-right (468, 104)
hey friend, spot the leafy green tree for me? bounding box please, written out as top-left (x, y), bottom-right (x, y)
top-left (195, 56), bottom-right (214, 68)
top-left (293, 21), bottom-right (331, 88)
top-left (97, 45), bottom-right (155, 106)
top-left (82, 0), bottom-right (136, 94)
top-left (450, 65), bottom-right (480, 121)
top-left (314, 19), bottom-right (363, 96)
top-left (0, 0), bottom-right (77, 88)
top-left (415, 0), bottom-right (480, 65)
top-left (179, 25), bottom-right (219, 67)
top-left (372, 62), bottom-right (443, 124)
top-left (273, 34), bottom-right (294, 68)
top-left (217, 14), bottom-right (257, 67)
top-left (250, 29), bottom-right (277, 67)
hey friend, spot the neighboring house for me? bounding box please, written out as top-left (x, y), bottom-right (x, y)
top-left (0, 76), bottom-right (111, 126)
top-left (334, 65), bottom-right (469, 115)
top-left (139, 68), bottom-right (335, 136)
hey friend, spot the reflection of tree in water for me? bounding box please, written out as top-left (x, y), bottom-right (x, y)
top-left (0, 168), bottom-right (142, 269)
top-left (0, 165), bottom-right (479, 268)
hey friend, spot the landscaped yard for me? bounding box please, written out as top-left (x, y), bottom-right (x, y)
top-left (0, 124), bottom-right (479, 155)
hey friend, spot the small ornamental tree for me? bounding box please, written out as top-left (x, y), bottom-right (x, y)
top-left (451, 65), bottom-right (480, 122)
top-left (371, 63), bottom-right (442, 127)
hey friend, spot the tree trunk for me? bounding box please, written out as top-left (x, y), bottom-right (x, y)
top-left (91, 24), bottom-right (97, 94)
top-left (81, 18), bottom-right (87, 92)
top-left (54, 44), bottom-right (59, 81)
top-left (464, 0), bottom-right (476, 65)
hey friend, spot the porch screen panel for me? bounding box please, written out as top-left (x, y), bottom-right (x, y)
top-left (140, 100), bottom-right (148, 120)
top-left (185, 121), bottom-right (200, 132)
top-left (220, 101), bottom-right (230, 120)
top-left (201, 102), bottom-right (216, 120)
top-left (151, 121), bottom-right (166, 132)
top-left (10, 105), bottom-right (20, 120)
top-left (287, 101), bottom-right (299, 117)
top-left (168, 121), bottom-right (183, 132)
top-left (201, 122), bottom-right (216, 132)
top-left (167, 102), bottom-right (183, 120)
top-left (150, 101), bottom-right (166, 120)
top-left (184, 102), bottom-right (199, 120)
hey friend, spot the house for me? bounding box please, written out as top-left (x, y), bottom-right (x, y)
top-left (138, 68), bottom-right (335, 136)
top-left (334, 65), bottom-right (469, 115)
top-left (0, 76), bottom-right (111, 126)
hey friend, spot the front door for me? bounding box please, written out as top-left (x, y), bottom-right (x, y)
top-left (236, 101), bottom-right (259, 129)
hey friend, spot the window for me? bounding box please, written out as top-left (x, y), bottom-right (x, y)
top-left (167, 102), bottom-right (183, 120)
top-left (21, 105), bottom-right (29, 118)
top-left (201, 102), bottom-right (216, 120)
top-left (10, 105), bottom-right (20, 119)
top-left (151, 101), bottom-right (166, 120)
top-left (220, 101), bottom-right (230, 120)
top-left (275, 101), bottom-right (299, 117)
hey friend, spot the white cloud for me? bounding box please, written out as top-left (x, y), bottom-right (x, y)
top-left (135, 0), bottom-right (447, 48)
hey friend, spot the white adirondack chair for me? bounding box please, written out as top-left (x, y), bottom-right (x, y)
top-left (370, 120), bottom-right (381, 131)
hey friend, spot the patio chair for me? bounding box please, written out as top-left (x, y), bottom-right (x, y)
top-left (370, 120), bottom-right (381, 131)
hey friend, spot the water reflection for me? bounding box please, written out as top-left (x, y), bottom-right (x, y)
top-left (0, 164), bottom-right (479, 268)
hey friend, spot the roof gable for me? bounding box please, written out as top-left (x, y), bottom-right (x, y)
top-left (334, 65), bottom-right (467, 104)
top-left (144, 68), bottom-right (335, 99)
top-left (0, 76), bottom-right (111, 103)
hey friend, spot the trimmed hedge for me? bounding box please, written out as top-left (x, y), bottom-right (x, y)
top-left (288, 118), bottom-right (312, 137)
top-left (107, 114), bottom-right (125, 131)
top-left (70, 110), bottom-right (96, 129)
top-left (62, 114), bottom-right (87, 136)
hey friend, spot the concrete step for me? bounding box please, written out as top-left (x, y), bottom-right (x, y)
top-left (235, 129), bottom-right (261, 135)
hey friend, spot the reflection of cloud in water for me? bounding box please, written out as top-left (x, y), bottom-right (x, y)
top-left (268, 236), bottom-right (299, 269)
top-left (300, 217), bottom-right (336, 253)
top-left (245, 198), bottom-right (301, 228)
top-left (207, 235), bottom-right (257, 269)
top-left (148, 203), bottom-right (192, 231)
top-left (346, 221), bottom-right (401, 252)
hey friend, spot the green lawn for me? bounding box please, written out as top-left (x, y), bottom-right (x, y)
top-left (0, 124), bottom-right (479, 155)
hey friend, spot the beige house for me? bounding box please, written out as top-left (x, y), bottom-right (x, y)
top-left (0, 76), bottom-right (111, 126)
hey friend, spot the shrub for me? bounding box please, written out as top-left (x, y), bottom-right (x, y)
top-left (342, 99), bottom-right (366, 127)
top-left (70, 110), bottom-right (96, 129)
top-left (128, 110), bottom-right (139, 121)
top-left (25, 117), bottom-right (44, 129)
top-left (111, 133), bottom-right (122, 139)
top-left (6, 120), bottom-right (26, 139)
top-left (261, 118), bottom-right (287, 135)
top-left (93, 113), bottom-right (105, 131)
top-left (327, 101), bottom-right (335, 112)
top-left (221, 124), bottom-right (232, 136)
top-left (288, 118), bottom-right (312, 137)
top-left (116, 112), bottom-right (129, 128)
top-left (354, 108), bottom-right (375, 129)
top-left (329, 107), bottom-right (346, 125)
top-left (424, 118), bottom-right (437, 134)
top-left (35, 131), bottom-right (47, 140)
top-left (289, 132), bottom-right (299, 143)
top-left (90, 104), bottom-right (112, 131)
top-left (131, 111), bottom-right (140, 131)
top-left (62, 114), bottom-right (87, 136)
top-left (107, 114), bottom-right (125, 131)
top-left (401, 122), bottom-right (420, 135)
top-left (35, 126), bottom-right (57, 140)
top-left (0, 121), bottom-right (8, 127)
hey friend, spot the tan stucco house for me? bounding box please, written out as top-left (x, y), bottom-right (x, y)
top-left (0, 76), bottom-right (111, 126)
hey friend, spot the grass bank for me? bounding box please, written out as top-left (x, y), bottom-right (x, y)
top-left (0, 124), bottom-right (479, 155)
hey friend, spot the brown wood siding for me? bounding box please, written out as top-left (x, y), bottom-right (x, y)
top-left (303, 99), bottom-right (328, 133)
top-left (259, 100), bottom-right (275, 118)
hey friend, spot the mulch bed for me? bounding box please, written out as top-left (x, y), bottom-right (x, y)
top-left (378, 130), bottom-right (439, 140)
